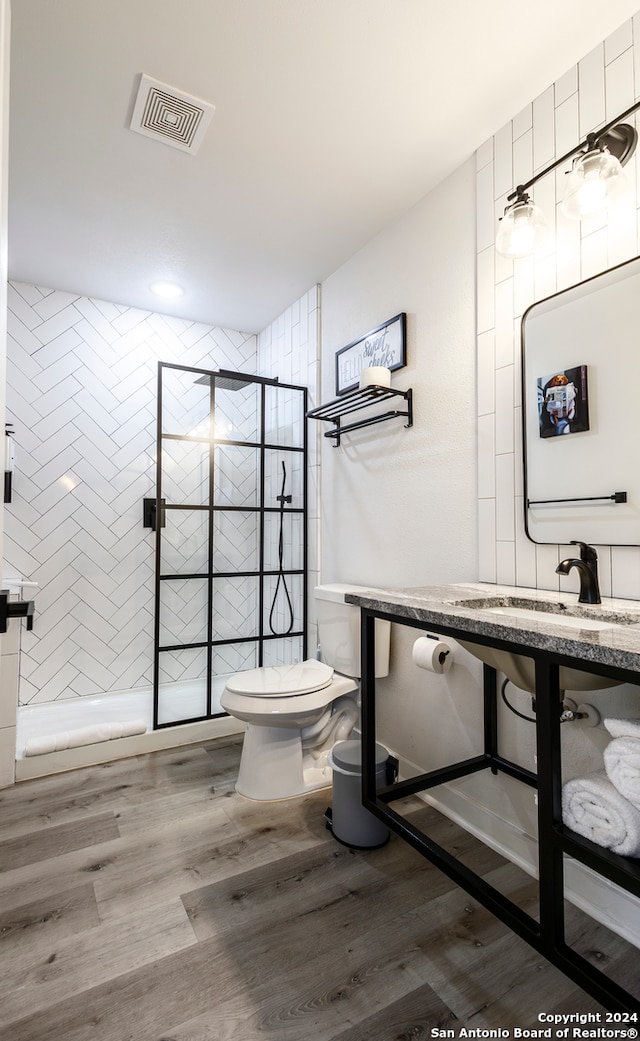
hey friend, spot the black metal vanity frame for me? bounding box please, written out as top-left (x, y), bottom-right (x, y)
top-left (358, 606), bottom-right (640, 1012)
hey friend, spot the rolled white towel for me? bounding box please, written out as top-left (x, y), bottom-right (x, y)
top-left (24, 734), bottom-right (58, 756)
top-left (562, 771), bottom-right (640, 857)
top-left (604, 737), bottom-right (640, 809)
top-left (25, 719), bottom-right (147, 757)
top-left (105, 720), bottom-right (147, 740)
top-left (68, 724), bottom-right (112, 748)
top-left (604, 717), bottom-right (640, 739)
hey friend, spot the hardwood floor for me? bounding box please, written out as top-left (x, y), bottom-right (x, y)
top-left (0, 735), bottom-right (636, 1040)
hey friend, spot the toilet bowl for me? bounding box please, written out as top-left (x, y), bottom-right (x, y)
top-left (220, 584), bottom-right (391, 802)
top-left (221, 659), bottom-right (359, 800)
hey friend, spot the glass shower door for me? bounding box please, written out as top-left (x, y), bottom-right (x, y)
top-left (153, 363), bottom-right (307, 728)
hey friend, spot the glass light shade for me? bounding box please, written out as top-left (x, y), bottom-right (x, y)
top-left (495, 197), bottom-right (548, 259)
top-left (561, 148), bottom-right (626, 220)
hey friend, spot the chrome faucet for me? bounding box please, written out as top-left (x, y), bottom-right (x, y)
top-left (556, 541), bottom-right (601, 605)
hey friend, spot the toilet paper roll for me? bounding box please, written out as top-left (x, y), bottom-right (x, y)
top-left (359, 366), bottom-right (391, 389)
top-left (412, 636), bottom-right (453, 674)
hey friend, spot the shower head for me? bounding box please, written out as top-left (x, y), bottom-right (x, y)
top-left (194, 370), bottom-right (253, 391)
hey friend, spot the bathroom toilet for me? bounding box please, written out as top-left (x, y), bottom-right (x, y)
top-left (220, 584), bottom-right (390, 800)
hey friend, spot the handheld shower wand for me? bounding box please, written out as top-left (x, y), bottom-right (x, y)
top-left (268, 461), bottom-right (295, 636)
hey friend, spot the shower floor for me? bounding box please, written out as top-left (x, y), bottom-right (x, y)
top-left (16, 678), bottom-right (228, 759)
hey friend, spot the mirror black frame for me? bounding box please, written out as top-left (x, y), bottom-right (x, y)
top-left (521, 255), bottom-right (640, 547)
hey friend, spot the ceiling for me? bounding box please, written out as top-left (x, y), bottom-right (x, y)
top-left (8, 0), bottom-right (640, 333)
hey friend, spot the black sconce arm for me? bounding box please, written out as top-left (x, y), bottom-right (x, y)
top-left (507, 98), bottom-right (640, 203)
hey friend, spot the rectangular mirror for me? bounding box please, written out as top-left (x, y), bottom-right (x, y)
top-left (522, 255), bottom-right (640, 546)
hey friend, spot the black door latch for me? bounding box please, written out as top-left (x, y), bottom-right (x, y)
top-left (0, 589), bottom-right (35, 633)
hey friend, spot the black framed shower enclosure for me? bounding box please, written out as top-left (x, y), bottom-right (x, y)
top-left (152, 363), bottom-right (308, 729)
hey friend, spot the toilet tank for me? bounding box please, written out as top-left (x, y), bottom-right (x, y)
top-left (314, 584), bottom-right (390, 679)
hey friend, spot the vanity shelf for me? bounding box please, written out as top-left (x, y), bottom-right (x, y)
top-left (306, 385), bottom-right (413, 447)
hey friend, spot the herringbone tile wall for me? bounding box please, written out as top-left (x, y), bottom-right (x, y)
top-left (257, 286), bottom-right (320, 660)
top-left (4, 282), bottom-right (258, 706)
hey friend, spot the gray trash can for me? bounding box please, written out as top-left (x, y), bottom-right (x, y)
top-left (326, 739), bottom-right (397, 849)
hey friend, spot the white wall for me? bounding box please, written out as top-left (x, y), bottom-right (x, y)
top-left (319, 159), bottom-right (485, 776)
top-left (320, 160), bottom-right (477, 591)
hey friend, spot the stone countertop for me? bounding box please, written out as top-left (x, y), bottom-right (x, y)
top-left (345, 583), bottom-right (640, 676)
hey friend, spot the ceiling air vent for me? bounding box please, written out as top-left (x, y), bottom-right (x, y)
top-left (130, 74), bottom-right (215, 154)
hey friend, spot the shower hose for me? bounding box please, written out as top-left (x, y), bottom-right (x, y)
top-left (268, 460), bottom-right (295, 637)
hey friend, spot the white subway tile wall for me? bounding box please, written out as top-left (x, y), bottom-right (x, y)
top-left (5, 281), bottom-right (320, 710)
top-left (4, 282), bottom-right (257, 705)
top-left (476, 15), bottom-right (640, 597)
top-left (257, 286), bottom-right (320, 655)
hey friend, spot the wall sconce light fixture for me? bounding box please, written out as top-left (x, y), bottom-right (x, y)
top-left (495, 189), bottom-right (548, 258)
top-left (496, 103), bottom-right (639, 258)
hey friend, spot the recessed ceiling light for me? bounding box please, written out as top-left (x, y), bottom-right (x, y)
top-left (150, 280), bottom-right (184, 299)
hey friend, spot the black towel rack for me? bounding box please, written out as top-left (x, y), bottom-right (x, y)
top-left (306, 385), bottom-right (413, 447)
top-left (528, 491), bottom-right (627, 507)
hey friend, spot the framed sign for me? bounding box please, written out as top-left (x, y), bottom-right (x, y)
top-left (335, 312), bottom-right (406, 395)
top-left (537, 364), bottom-right (590, 439)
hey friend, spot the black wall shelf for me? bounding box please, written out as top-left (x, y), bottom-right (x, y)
top-left (306, 385), bottom-right (413, 447)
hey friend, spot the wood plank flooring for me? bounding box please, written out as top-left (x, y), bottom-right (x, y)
top-left (0, 735), bottom-right (636, 1040)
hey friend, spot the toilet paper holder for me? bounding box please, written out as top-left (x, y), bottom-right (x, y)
top-left (412, 633), bottom-right (454, 674)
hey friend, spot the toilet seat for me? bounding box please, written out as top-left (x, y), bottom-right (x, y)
top-left (221, 672), bottom-right (358, 723)
top-left (225, 659), bottom-right (334, 697)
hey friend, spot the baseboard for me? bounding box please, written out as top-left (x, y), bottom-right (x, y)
top-left (396, 752), bottom-right (640, 950)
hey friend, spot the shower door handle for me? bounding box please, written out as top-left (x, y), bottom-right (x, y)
top-left (0, 589), bottom-right (35, 633)
top-left (143, 498), bottom-right (166, 531)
